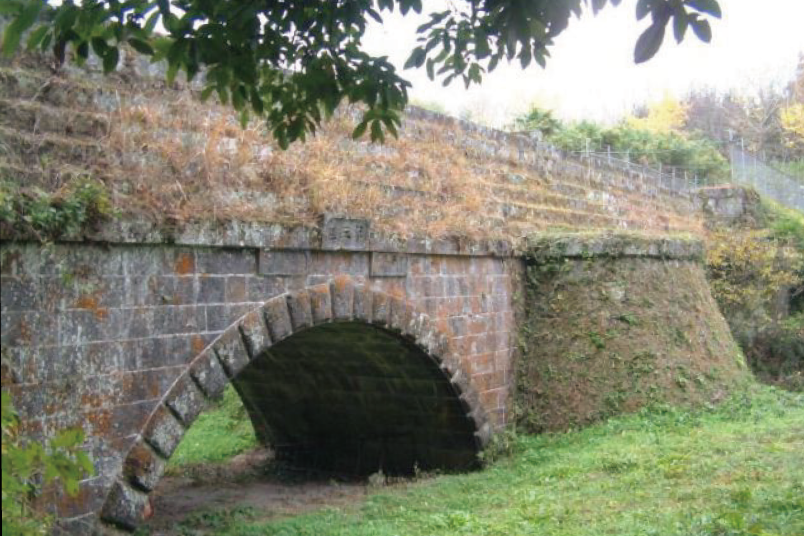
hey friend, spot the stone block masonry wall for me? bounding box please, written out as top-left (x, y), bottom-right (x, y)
top-left (0, 225), bottom-right (518, 529)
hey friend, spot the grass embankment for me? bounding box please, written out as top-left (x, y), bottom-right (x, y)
top-left (158, 385), bottom-right (803, 535)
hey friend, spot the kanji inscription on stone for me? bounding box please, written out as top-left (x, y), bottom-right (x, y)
top-left (321, 217), bottom-right (369, 251)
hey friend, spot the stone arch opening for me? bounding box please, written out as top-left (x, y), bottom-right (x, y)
top-left (234, 321), bottom-right (478, 474)
top-left (100, 277), bottom-right (490, 531)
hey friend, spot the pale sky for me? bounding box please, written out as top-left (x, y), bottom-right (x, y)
top-left (364, 0), bottom-right (804, 127)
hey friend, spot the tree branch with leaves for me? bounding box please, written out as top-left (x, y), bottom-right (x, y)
top-left (2, 0), bottom-right (721, 148)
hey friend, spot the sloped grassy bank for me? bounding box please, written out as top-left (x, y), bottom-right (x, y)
top-left (136, 385), bottom-right (803, 536)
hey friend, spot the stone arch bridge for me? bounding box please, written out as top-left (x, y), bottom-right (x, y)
top-left (2, 219), bottom-right (520, 532)
top-left (0, 222), bottom-right (715, 533)
top-left (0, 51), bottom-right (740, 534)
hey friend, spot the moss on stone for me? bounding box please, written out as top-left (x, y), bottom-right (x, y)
top-left (515, 235), bottom-right (749, 433)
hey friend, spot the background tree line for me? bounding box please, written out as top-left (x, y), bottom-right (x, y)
top-left (513, 54), bottom-right (804, 184)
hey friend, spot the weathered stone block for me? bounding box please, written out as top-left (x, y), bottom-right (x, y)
top-left (100, 480), bottom-right (149, 531)
top-left (164, 374), bottom-right (209, 426)
top-left (370, 252), bottom-right (408, 277)
top-left (388, 296), bottom-right (408, 333)
top-left (308, 284), bottom-right (332, 324)
top-left (321, 216), bottom-right (369, 251)
top-left (153, 305), bottom-right (205, 336)
top-left (205, 304), bottom-right (233, 332)
top-left (372, 292), bottom-right (390, 326)
top-left (196, 248), bottom-right (256, 274)
top-left (1, 277), bottom-right (36, 311)
top-left (330, 277), bottom-right (355, 321)
top-left (258, 250), bottom-right (308, 276)
top-left (225, 276), bottom-right (247, 303)
top-left (198, 276), bottom-right (226, 303)
top-left (263, 295), bottom-right (293, 341)
top-left (286, 290), bottom-right (313, 330)
top-left (143, 404), bottom-right (185, 458)
top-left (238, 309), bottom-right (272, 358)
top-left (213, 328), bottom-right (250, 377)
top-left (123, 441), bottom-right (166, 491)
top-left (189, 349), bottom-right (228, 399)
top-left (353, 285), bottom-right (373, 322)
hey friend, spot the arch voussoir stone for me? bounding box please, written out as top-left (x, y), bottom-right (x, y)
top-left (189, 348), bottom-right (228, 399)
top-left (164, 373), bottom-right (209, 427)
top-left (387, 296), bottom-right (408, 334)
top-left (308, 283), bottom-right (333, 324)
top-left (213, 328), bottom-right (251, 378)
top-left (353, 285), bottom-right (374, 322)
top-left (142, 404), bottom-right (185, 459)
top-left (238, 308), bottom-right (273, 359)
top-left (330, 277), bottom-right (355, 321)
top-left (371, 291), bottom-right (390, 326)
top-left (286, 290), bottom-right (314, 331)
top-left (122, 440), bottom-right (166, 492)
top-left (100, 480), bottom-right (149, 531)
top-left (263, 294), bottom-right (294, 342)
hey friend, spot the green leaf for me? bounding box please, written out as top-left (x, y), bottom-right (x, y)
top-left (91, 37), bottom-right (108, 57)
top-left (673, 14), bottom-right (688, 43)
top-left (128, 38), bottom-right (154, 55)
top-left (166, 61), bottom-right (179, 85)
top-left (352, 119), bottom-right (368, 140)
top-left (404, 46), bottom-right (426, 70)
top-left (635, 0), bottom-right (654, 21)
top-left (250, 87), bottom-right (264, 114)
top-left (200, 85), bottom-right (216, 102)
top-left (686, 0), bottom-right (721, 18)
top-left (2, 0), bottom-right (44, 57)
top-left (689, 18), bottom-right (712, 42)
top-left (144, 10), bottom-right (160, 33)
top-left (25, 25), bottom-right (48, 50)
top-left (102, 47), bottom-right (119, 74)
top-left (76, 40), bottom-right (89, 62)
top-left (370, 119), bottom-right (384, 142)
top-left (634, 21), bottom-right (665, 63)
top-left (77, 451), bottom-right (94, 475)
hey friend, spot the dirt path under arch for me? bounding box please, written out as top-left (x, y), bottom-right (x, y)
top-left (142, 449), bottom-right (372, 535)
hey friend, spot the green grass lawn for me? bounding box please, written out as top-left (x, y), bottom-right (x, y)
top-left (163, 384), bottom-right (803, 536)
top-left (167, 385), bottom-right (258, 469)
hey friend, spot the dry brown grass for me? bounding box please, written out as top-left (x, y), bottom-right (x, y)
top-left (0, 58), bottom-right (704, 243)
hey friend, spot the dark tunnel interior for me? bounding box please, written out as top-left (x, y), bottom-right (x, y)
top-left (230, 322), bottom-right (479, 475)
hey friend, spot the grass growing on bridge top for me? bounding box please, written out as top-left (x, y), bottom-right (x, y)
top-left (154, 384), bottom-right (803, 536)
top-left (1, 57), bottom-right (704, 242)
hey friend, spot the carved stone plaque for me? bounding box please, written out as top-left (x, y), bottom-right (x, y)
top-left (321, 217), bottom-right (369, 251)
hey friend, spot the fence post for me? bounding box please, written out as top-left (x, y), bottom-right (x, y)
top-left (730, 144), bottom-right (735, 184)
top-left (741, 138), bottom-right (746, 186)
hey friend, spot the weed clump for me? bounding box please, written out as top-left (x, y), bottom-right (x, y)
top-left (0, 176), bottom-right (115, 241)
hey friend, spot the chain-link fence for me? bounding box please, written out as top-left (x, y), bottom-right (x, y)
top-left (727, 146), bottom-right (804, 212)
top-left (567, 142), bottom-right (803, 213)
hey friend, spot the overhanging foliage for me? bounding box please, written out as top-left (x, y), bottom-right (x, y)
top-left (2, 0), bottom-right (721, 148)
